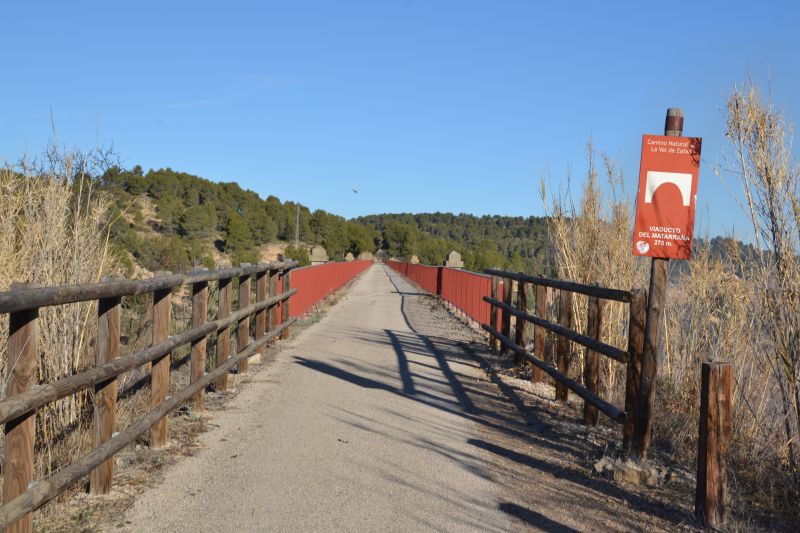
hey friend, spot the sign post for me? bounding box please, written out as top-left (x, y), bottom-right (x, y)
top-left (631, 108), bottom-right (702, 459)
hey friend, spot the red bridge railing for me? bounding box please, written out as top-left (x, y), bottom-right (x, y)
top-left (386, 260), bottom-right (499, 328)
top-left (288, 260), bottom-right (372, 318)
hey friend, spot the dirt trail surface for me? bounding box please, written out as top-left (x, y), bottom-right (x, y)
top-left (122, 265), bottom-right (691, 532)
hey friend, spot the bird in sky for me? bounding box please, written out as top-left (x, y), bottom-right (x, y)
top-left (352, 188), bottom-right (359, 194)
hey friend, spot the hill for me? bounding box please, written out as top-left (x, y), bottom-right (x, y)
top-left (99, 166), bottom-right (377, 273)
top-left (99, 166), bottom-right (557, 275)
top-left (355, 213), bottom-right (554, 274)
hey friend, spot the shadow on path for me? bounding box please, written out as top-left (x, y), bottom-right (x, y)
top-left (294, 266), bottom-right (693, 531)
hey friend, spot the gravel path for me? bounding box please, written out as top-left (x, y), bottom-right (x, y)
top-left (122, 264), bottom-right (690, 532)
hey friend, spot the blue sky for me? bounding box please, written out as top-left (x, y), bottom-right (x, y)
top-left (1, 1), bottom-right (797, 238)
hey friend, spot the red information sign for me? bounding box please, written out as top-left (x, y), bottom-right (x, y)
top-left (632, 135), bottom-right (702, 260)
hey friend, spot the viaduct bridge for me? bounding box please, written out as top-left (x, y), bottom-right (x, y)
top-left (0, 257), bottom-right (716, 531)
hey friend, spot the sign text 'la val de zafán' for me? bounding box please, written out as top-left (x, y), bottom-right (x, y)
top-left (632, 135), bottom-right (702, 260)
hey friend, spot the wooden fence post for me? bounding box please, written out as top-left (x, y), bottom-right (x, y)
top-left (532, 285), bottom-right (547, 383)
top-left (255, 267), bottom-right (268, 346)
top-left (91, 294), bottom-right (121, 494)
top-left (280, 269), bottom-right (292, 340)
top-left (150, 282), bottom-right (171, 449)
top-left (514, 281), bottom-right (527, 363)
top-left (237, 266), bottom-right (251, 374)
top-left (268, 269), bottom-right (280, 342)
top-left (623, 289), bottom-right (647, 450)
top-left (695, 362), bottom-right (732, 528)
top-left (555, 290), bottom-right (573, 401)
top-left (190, 277), bottom-right (208, 411)
top-left (632, 107), bottom-right (683, 459)
top-left (500, 278), bottom-right (513, 355)
top-left (583, 295), bottom-right (603, 426)
top-left (3, 293), bottom-right (38, 533)
top-left (489, 277), bottom-right (500, 350)
top-left (216, 277), bottom-right (232, 391)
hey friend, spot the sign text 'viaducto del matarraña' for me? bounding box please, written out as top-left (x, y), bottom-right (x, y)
top-left (632, 134), bottom-right (702, 260)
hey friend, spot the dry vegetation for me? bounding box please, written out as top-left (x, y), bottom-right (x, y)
top-left (543, 80), bottom-right (799, 528)
top-left (0, 146), bottom-right (124, 480)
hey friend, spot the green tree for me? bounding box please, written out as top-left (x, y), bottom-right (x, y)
top-left (383, 221), bottom-right (419, 259)
top-left (224, 210), bottom-right (257, 264)
top-left (179, 204), bottom-right (218, 239)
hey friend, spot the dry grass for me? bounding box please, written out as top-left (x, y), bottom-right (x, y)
top-left (541, 80), bottom-right (800, 528)
top-left (543, 142), bottom-right (648, 402)
top-left (0, 146), bottom-right (123, 478)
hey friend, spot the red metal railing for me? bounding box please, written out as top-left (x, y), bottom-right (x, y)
top-left (287, 260), bottom-right (372, 318)
top-left (387, 260), bottom-right (500, 328)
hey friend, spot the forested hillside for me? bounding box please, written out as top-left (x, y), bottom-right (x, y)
top-left (100, 166), bottom-right (377, 272)
top-left (99, 166), bottom-right (557, 275)
top-left (356, 213), bottom-right (554, 274)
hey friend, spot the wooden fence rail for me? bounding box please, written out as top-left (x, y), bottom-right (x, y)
top-left (0, 260), bottom-right (299, 532)
top-left (483, 297), bottom-right (629, 363)
top-left (482, 269), bottom-right (647, 444)
top-left (481, 324), bottom-right (626, 423)
top-left (483, 269), bottom-right (634, 303)
top-left (0, 261), bottom-right (296, 314)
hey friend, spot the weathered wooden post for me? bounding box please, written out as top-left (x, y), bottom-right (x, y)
top-left (280, 269), bottom-right (292, 339)
top-left (489, 276), bottom-right (500, 350)
top-left (695, 362), bottom-right (732, 528)
top-left (237, 265), bottom-right (251, 373)
top-left (514, 281), bottom-right (527, 361)
top-left (583, 295), bottom-right (603, 426)
top-left (3, 286), bottom-right (38, 533)
top-left (91, 292), bottom-right (121, 494)
top-left (150, 277), bottom-right (172, 449)
top-left (623, 289), bottom-right (647, 450)
top-left (532, 285), bottom-right (547, 382)
top-left (216, 276), bottom-right (232, 391)
top-left (190, 274), bottom-right (209, 411)
top-left (268, 268), bottom-right (280, 341)
top-left (500, 278), bottom-right (513, 355)
top-left (555, 290), bottom-right (573, 401)
top-left (255, 266), bottom-right (268, 345)
top-left (632, 108), bottom-right (684, 459)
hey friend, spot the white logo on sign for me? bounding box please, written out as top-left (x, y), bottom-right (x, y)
top-left (645, 171), bottom-right (692, 207)
top-left (636, 240), bottom-right (650, 254)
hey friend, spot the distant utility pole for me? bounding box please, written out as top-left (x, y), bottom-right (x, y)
top-left (295, 204), bottom-right (300, 247)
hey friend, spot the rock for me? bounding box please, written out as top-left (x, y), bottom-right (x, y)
top-left (593, 457), bottom-right (611, 475)
top-left (593, 457), bottom-right (660, 488)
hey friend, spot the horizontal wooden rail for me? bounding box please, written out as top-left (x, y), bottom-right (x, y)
top-left (482, 323), bottom-right (626, 424)
top-left (0, 289), bottom-right (296, 425)
top-left (0, 261), bottom-right (298, 314)
top-left (484, 296), bottom-right (629, 363)
top-left (0, 316), bottom-right (297, 529)
top-left (483, 269), bottom-right (633, 303)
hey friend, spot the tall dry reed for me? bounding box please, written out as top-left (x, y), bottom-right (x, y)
top-left (543, 81), bottom-right (799, 526)
top-left (0, 146), bottom-right (121, 476)
top-left (543, 142), bottom-right (648, 399)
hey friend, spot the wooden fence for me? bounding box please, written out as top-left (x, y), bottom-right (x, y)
top-left (390, 260), bottom-right (733, 527)
top-left (482, 269), bottom-right (647, 444)
top-left (0, 260), bottom-right (302, 531)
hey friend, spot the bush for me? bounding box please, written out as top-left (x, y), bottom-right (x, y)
top-left (284, 244), bottom-right (310, 266)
